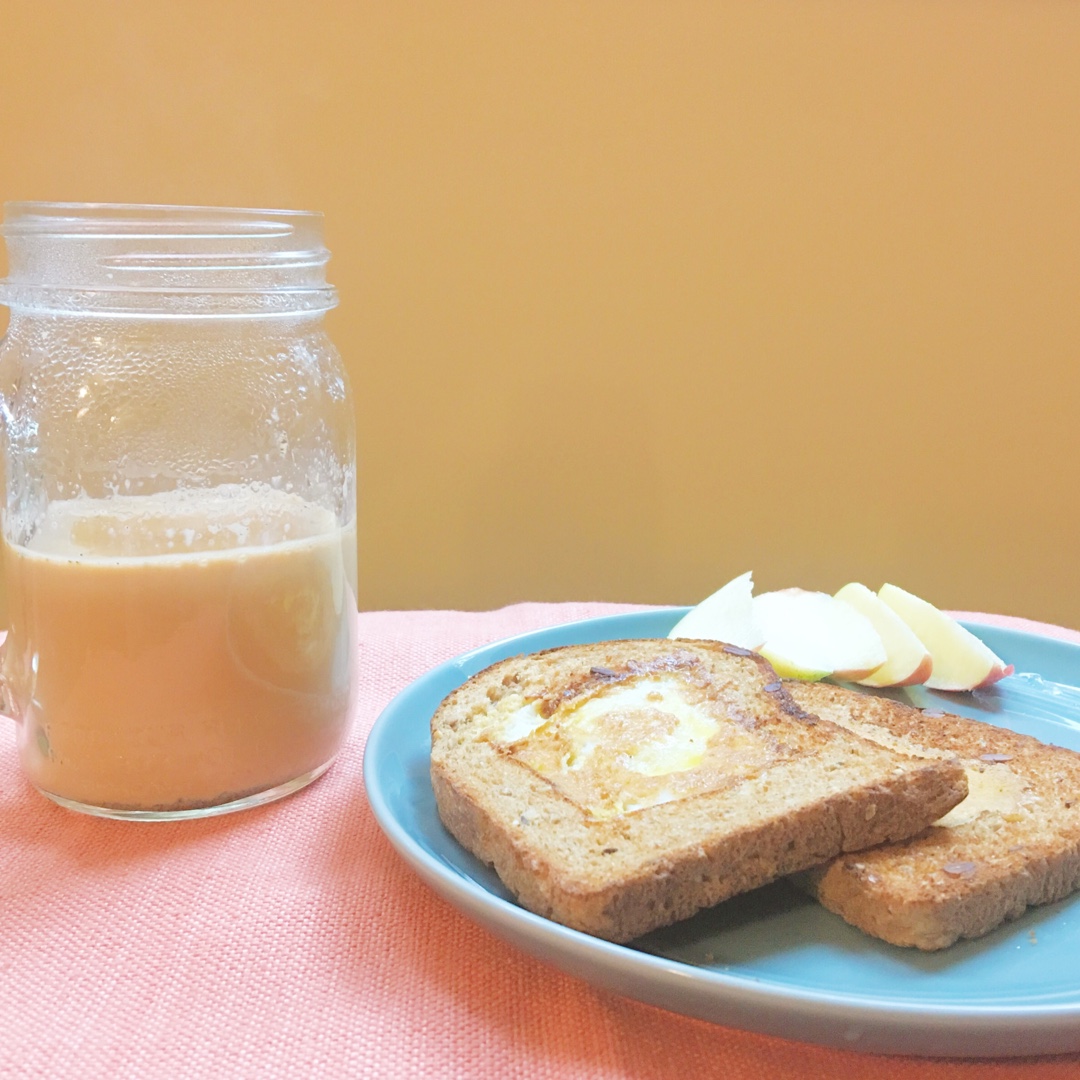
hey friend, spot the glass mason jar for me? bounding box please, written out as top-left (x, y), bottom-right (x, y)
top-left (0, 203), bottom-right (357, 820)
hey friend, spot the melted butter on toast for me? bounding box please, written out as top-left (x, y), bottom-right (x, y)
top-left (933, 762), bottom-right (1033, 828)
top-left (489, 672), bottom-right (784, 819)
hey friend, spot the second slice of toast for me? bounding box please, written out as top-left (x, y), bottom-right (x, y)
top-left (787, 681), bottom-right (1080, 950)
top-left (430, 639), bottom-right (967, 942)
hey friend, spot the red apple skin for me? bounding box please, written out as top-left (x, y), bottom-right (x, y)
top-left (887, 653), bottom-right (934, 688)
top-left (976, 663), bottom-right (1015, 688)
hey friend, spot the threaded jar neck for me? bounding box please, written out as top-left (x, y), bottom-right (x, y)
top-left (0, 203), bottom-right (338, 317)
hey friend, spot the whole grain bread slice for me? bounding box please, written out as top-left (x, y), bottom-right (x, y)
top-left (787, 681), bottom-right (1080, 950)
top-left (430, 639), bottom-right (967, 943)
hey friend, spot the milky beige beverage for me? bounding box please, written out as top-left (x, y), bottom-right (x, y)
top-left (2, 486), bottom-right (358, 814)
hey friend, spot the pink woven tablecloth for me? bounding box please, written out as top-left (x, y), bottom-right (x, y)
top-left (3, 602), bottom-right (1080, 1079)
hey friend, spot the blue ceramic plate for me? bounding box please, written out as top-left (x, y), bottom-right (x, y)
top-left (363, 609), bottom-right (1080, 1057)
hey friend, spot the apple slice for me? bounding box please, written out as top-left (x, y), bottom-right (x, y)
top-left (877, 583), bottom-right (1014, 691)
top-left (834, 582), bottom-right (933, 687)
top-left (753, 587), bottom-right (887, 681)
top-left (668, 571), bottom-right (765, 650)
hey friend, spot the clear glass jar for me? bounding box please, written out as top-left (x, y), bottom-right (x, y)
top-left (0, 203), bottom-right (357, 820)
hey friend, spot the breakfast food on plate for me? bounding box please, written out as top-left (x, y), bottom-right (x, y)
top-left (429, 571), bottom-right (1030, 947)
top-left (666, 570), bottom-right (764, 650)
top-left (751, 587), bottom-right (887, 682)
top-left (671, 573), bottom-right (1012, 691)
top-left (430, 639), bottom-right (968, 943)
top-left (786, 681), bottom-right (1080, 950)
top-left (878, 582), bottom-right (1014, 690)
top-left (833, 582), bottom-right (933, 688)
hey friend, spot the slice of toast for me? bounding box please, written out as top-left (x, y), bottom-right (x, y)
top-left (430, 639), bottom-right (967, 943)
top-left (787, 681), bottom-right (1080, 950)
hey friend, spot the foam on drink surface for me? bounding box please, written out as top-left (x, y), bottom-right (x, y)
top-left (27, 485), bottom-right (338, 561)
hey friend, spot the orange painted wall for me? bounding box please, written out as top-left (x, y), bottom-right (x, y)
top-left (1, 2), bottom-right (1079, 623)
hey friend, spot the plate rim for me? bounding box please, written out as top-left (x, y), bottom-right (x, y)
top-left (363, 607), bottom-right (1080, 1057)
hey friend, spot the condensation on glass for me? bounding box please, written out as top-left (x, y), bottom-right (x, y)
top-left (0, 203), bottom-right (358, 819)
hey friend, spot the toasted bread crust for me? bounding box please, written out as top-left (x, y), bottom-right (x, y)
top-left (787, 682), bottom-right (1080, 950)
top-left (431, 640), bottom-right (967, 942)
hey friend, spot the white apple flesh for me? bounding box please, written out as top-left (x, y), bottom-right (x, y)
top-left (668, 570), bottom-right (765, 649)
top-left (753, 587), bottom-right (887, 681)
top-left (877, 583), bottom-right (1013, 691)
top-left (833, 581), bottom-right (934, 688)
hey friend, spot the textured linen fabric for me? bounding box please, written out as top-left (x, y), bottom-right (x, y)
top-left (1, 601), bottom-right (1079, 1080)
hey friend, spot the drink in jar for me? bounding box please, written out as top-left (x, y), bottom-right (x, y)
top-left (3, 485), bottom-right (358, 814)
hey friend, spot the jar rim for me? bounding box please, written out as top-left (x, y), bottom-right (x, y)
top-left (0, 202), bottom-right (337, 316)
top-left (1, 201), bottom-right (323, 237)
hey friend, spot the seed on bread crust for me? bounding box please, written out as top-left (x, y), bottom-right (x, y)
top-left (942, 861), bottom-right (979, 877)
